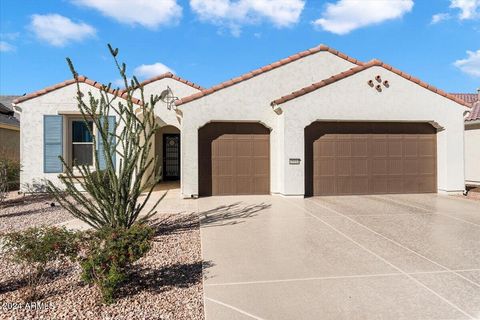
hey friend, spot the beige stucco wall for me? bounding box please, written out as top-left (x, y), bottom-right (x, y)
top-left (279, 66), bottom-right (467, 195)
top-left (179, 51), bottom-right (358, 197)
top-left (0, 126), bottom-right (20, 162)
top-left (465, 123), bottom-right (480, 185)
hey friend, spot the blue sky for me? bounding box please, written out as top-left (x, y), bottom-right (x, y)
top-left (0, 0), bottom-right (479, 95)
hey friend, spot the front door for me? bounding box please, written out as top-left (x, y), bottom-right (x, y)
top-left (163, 134), bottom-right (180, 180)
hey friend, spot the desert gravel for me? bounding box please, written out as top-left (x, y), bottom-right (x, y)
top-left (0, 210), bottom-right (205, 320)
top-left (0, 193), bottom-right (74, 232)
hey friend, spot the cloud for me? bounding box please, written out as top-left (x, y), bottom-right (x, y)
top-left (454, 49), bottom-right (480, 77)
top-left (431, 13), bottom-right (451, 24)
top-left (112, 62), bottom-right (174, 87)
top-left (313, 0), bottom-right (414, 35)
top-left (29, 14), bottom-right (96, 47)
top-left (0, 41), bottom-right (16, 52)
top-left (134, 62), bottom-right (175, 79)
top-left (450, 0), bottom-right (479, 19)
top-left (72, 0), bottom-right (182, 29)
top-left (190, 0), bottom-right (305, 36)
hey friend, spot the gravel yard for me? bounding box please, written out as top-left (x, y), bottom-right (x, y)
top-left (0, 193), bottom-right (74, 232)
top-left (0, 195), bottom-right (205, 320)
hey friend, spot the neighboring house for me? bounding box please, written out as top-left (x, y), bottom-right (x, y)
top-left (13, 45), bottom-right (469, 197)
top-left (0, 95), bottom-right (20, 162)
top-left (453, 91), bottom-right (480, 187)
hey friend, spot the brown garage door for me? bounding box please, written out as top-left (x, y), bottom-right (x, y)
top-left (305, 122), bottom-right (437, 196)
top-left (199, 123), bottom-right (270, 196)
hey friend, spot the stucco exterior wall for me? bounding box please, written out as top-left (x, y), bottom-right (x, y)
top-left (465, 123), bottom-right (480, 185)
top-left (179, 51), bottom-right (357, 197)
top-left (0, 126), bottom-right (20, 162)
top-left (279, 66), bottom-right (467, 195)
top-left (17, 82), bottom-right (124, 189)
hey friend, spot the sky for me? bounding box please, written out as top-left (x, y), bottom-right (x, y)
top-left (0, 0), bottom-right (479, 96)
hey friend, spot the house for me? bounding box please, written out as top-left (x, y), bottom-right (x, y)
top-left (453, 91), bottom-right (480, 187)
top-left (0, 95), bottom-right (20, 162)
top-left (13, 45), bottom-right (469, 197)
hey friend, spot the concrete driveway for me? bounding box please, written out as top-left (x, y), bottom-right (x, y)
top-left (198, 194), bottom-right (480, 320)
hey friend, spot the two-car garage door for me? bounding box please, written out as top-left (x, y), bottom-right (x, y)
top-left (305, 122), bottom-right (437, 196)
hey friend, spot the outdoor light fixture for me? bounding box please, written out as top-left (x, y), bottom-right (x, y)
top-left (159, 86), bottom-right (179, 110)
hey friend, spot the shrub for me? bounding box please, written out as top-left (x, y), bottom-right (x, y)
top-left (78, 223), bottom-right (154, 303)
top-left (1, 226), bottom-right (80, 301)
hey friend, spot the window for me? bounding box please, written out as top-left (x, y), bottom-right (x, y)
top-left (71, 120), bottom-right (93, 166)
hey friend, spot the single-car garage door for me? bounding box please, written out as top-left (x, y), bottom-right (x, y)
top-left (305, 122), bottom-right (437, 196)
top-left (199, 122), bottom-right (270, 196)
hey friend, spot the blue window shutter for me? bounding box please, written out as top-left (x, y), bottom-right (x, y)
top-left (97, 116), bottom-right (116, 170)
top-left (44, 115), bottom-right (63, 173)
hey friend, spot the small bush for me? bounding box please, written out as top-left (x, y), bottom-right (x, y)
top-left (78, 223), bottom-right (154, 303)
top-left (0, 158), bottom-right (20, 191)
top-left (1, 226), bottom-right (80, 301)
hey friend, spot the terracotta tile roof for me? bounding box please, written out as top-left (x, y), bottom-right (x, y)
top-left (450, 93), bottom-right (478, 105)
top-left (137, 72), bottom-right (204, 90)
top-left (465, 101), bottom-right (480, 121)
top-left (175, 45), bottom-right (363, 106)
top-left (270, 59), bottom-right (470, 108)
top-left (12, 76), bottom-right (143, 105)
top-left (450, 93), bottom-right (480, 121)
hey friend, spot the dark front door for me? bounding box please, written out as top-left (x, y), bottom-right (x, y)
top-left (163, 134), bottom-right (180, 180)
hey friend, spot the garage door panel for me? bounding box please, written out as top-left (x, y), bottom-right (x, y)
top-left (388, 159), bottom-right (403, 175)
top-left (316, 159), bottom-right (335, 176)
top-left (352, 177), bottom-right (369, 194)
top-left (372, 140), bottom-right (388, 157)
top-left (372, 159), bottom-right (388, 174)
top-left (418, 158), bottom-right (436, 174)
top-left (253, 139), bottom-right (269, 156)
top-left (388, 177), bottom-right (404, 193)
top-left (388, 139), bottom-right (403, 157)
top-left (253, 158), bottom-right (269, 175)
top-left (336, 177), bottom-right (352, 194)
top-left (236, 177), bottom-right (253, 194)
top-left (236, 158), bottom-right (252, 175)
top-left (213, 177), bottom-right (235, 195)
top-left (253, 177), bottom-right (269, 194)
top-left (308, 122), bottom-right (436, 196)
top-left (217, 158), bottom-right (235, 175)
top-left (317, 140), bottom-right (335, 156)
top-left (336, 140), bottom-right (352, 157)
top-left (337, 159), bottom-right (351, 176)
top-left (404, 159), bottom-right (418, 175)
top-left (352, 139), bottom-right (368, 156)
top-left (315, 182), bottom-right (335, 195)
top-left (418, 140), bottom-right (435, 156)
top-left (352, 159), bottom-right (368, 175)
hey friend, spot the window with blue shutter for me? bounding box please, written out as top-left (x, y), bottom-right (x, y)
top-left (97, 116), bottom-right (116, 170)
top-left (44, 115), bottom-right (63, 173)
